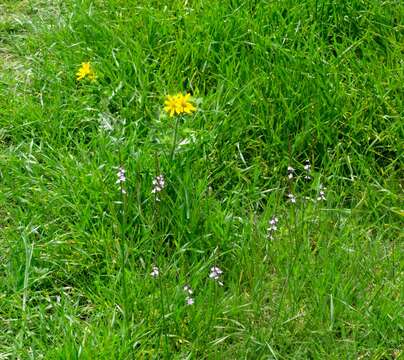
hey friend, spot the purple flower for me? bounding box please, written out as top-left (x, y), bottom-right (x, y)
top-left (152, 174), bottom-right (165, 201)
top-left (288, 193), bottom-right (296, 203)
top-left (116, 167), bottom-right (126, 184)
top-left (304, 160), bottom-right (311, 180)
top-left (267, 216), bottom-right (279, 239)
top-left (209, 266), bottom-right (223, 286)
top-left (185, 296), bottom-right (194, 305)
top-left (317, 184), bottom-right (326, 201)
top-left (183, 284), bottom-right (193, 295)
top-left (287, 166), bottom-right (295, 180)
top-left (183, 285), bottom-right (194, 305)
top-left (150, 265), bottom-right (159, 278)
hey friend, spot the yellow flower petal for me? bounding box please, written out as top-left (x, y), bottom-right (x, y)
top-left (163, 92), bottom-right (197, 116)
top-left (76, 62), bottom-right (95, 81)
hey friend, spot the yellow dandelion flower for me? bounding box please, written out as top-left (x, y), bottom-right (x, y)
top-left (164, 94), bottom-right (181, 117)
top-left (164, 93), bottom-right (196, 117)
top-left (177, 93), bottom-right (196, 114)
top-left (76, 62), bottom-right (96, 81)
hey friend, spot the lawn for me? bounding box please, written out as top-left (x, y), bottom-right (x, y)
top-left (0, 0), bottom-right (403, 358)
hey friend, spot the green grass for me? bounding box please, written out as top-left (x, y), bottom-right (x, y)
top-left (1, 0), bottom-right (403, 358)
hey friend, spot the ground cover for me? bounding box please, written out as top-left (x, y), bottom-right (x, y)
top-left (0, 0), bottom-right (403, 358)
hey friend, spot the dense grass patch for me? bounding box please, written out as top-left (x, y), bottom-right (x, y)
top-left (1, 0), bottom-right (403, 358)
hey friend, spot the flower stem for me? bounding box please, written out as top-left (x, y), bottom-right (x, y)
top-left (158, 273), bottom-right (169, 357)
top-left (118, 162), bottom-right (128, 331)
top-left (170, 117), bottom-right (180, 162)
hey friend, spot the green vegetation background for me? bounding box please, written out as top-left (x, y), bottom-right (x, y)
top-left (0, 0), bottom-right (402, 358)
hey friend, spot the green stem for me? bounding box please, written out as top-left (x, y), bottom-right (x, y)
top-left (206, 280), bottom-right (218, 341)
top-left (158, 273), bottom-right (169, 357)
top-left (170, 117), bottom-right (180, 162)
top-left (118, 162), bottom-right (128, 331)
top-left (269, 201), bottom-right (300, 339)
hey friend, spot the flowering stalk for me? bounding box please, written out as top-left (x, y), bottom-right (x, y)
top-left (287, 193), bottom-right (297, 204)
top-left (151, 265), bottom-right (169, 356)
top-left (207, 265), bottom-right (223, 336)
top-left (209, 266), bottom-right (224, 286)
top-left (287, 166), bottom-right (295, 180)
top-left (270, 203), bottom-right (301, 340)
top-left (183, 284), bottom-right (194, 306)
top-left (304, 160), bottom-right (311, 180)
top-left (317, 184), bottom-right (326, 201)
top-left (116, 165), bottom-right (128, 327)
top-left (170, 116), bottom-right (181, 162)
top-left (267, 216), bottom-right (279, 240)
top-left (152, 174), bottom-right (165, 202)
top-left (163, 93), bottom-right (196, 162)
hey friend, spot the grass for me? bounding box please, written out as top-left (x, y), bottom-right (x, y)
top-left (0, 0), bottom-right (403, 358)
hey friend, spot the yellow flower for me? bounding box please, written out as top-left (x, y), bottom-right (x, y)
top-left (164, 93), bottom-right (196, 117)
top-left (177, 93), bottom-right (196, 114)
top-left (76, 62), bottom-right (96, 81)
top-left (164, 94), bottom-right (181, 117)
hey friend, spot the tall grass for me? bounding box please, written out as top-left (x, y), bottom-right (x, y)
top-left (0, 0), bottom-right (403, 358)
